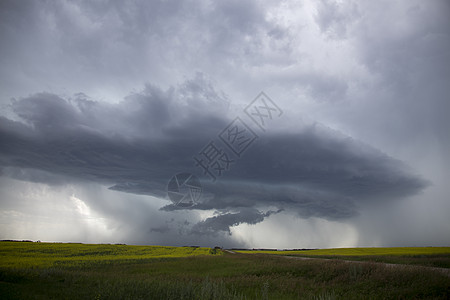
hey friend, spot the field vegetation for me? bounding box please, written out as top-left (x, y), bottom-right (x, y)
top-left (237, 247), bottom-right (450, 269)
top-left (0, 241), bottom-right (214, 269)
top-left (1, 242), bottom-right (449, 299)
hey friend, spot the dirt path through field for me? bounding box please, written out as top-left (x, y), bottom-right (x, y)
top-left (280, 255), bottom-right (450, 277)
top-left (226, 250), bottom-right (450, 277)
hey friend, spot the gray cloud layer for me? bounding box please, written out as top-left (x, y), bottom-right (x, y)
top-left (1, 0), bottom-right (447, 245)
top-left (0, 76), bottom-right (428, 234)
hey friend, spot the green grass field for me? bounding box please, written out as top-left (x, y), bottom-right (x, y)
top-left (0, 241), bottom-right (215, 268)
top-left (1, 242), bottom-right (449, 299)
top-left (236, 247), bottom-right (450, 269)
top-left (236, 247), bottom-right (450, 256)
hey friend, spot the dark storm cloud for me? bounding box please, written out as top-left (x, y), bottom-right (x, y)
top-left (0, 75), bottom-right (228, 188)
top-left (191, 208), bottom-right (283, 236)
top-left (0, 74), bottom-right (429, 234)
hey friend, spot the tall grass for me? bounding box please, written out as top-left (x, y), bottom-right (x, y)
top-left (1, 242), bottom-right (449, 299)
top-left (237, 247), bottom-right (450, 256)
top-left (237, 247), bottom-right (450, 268)
top-left (0, 241), bottom-right (215, 268)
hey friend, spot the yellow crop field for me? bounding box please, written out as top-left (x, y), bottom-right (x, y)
top-left (0, 241), bottom-right (217, 268)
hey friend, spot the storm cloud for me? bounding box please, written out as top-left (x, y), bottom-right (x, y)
top-left (0, 0), bottom-right (448, 247)
top-left (0, 77), bottom-right (428, 235)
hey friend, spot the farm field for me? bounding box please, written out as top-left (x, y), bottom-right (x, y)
top-left (236, 247), bottom-right (450, 269)
top-left (0, 241), bottom-right (215, 268)
top-left (1, 242), bottom-right (449, 299)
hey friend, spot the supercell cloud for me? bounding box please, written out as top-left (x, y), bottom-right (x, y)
top-left (0, 81), bottom-right (428, 235)
top-left (0, 0), bottom-right (448, 247)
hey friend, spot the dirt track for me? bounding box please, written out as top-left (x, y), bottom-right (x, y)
top-left (225, 250), bottom-right (450, 277)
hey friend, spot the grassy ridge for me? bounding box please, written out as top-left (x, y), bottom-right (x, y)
top-left (1, 242), bottom-right (449, 299)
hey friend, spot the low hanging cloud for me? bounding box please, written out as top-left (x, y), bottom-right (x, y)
top-left (191, 208), bottom-right (283, 236)
top-left (0, 76), bottom-right (429, 235)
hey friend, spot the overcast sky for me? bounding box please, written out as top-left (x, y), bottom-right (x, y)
top-left (0, 0), bottom-right (449, 248)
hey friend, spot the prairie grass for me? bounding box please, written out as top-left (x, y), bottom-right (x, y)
top-left (237, 247), bottom-right (450, 268)
top-left (1, 242), bottom-right (449, 299)
top-left (0, 241), bottom-right (214, 268)
top-left (237, 247), bottom-right (450, 256)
